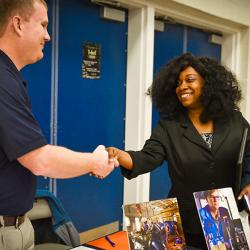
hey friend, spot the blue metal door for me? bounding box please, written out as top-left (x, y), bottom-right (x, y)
top-left (150, 24), bottom-right (221, 201)
top-left (187, 26), bottom-right (221, 60)
top-left (56, 0), bottom-right (127, 231)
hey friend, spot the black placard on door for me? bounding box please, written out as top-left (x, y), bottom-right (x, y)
top-left (82, 42), bottom-right (100, 79)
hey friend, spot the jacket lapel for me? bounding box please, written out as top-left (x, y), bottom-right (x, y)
top-left (180, 114), bottom-right (211, 152)
top-left (179, 113), bottom-right (231, 153)
top-left (211, 119), bottom-right (231, 154)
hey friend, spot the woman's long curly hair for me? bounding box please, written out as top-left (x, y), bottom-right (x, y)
top-left (151, 53), bottom-right (242, 122)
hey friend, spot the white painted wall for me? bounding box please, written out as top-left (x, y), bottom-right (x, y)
top-left (172, 0), bottom-right (250, 26)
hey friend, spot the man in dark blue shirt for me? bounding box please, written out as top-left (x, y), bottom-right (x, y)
top-left (0, 1), bottom-right (117, 249)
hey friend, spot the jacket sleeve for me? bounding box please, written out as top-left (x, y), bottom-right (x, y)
top-left (242, 142), bottom-right (250, 188)
top-left (121, 119), bottom-right (168, 179)
top-left (241, 115), bottom-right (250, 188)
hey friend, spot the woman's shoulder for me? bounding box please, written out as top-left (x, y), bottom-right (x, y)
top-left (228, 111), bottom-right (250, 131)
top-left (159, 111), bottom-right (186, 122)
top-left (232, 109), bottom-right (243, 117)
top-left (231, 110), bottom-right (248, 124)
top-left (158, 115), bottom-right (180, 127)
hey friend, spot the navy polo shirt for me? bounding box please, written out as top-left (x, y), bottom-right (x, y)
top-left (0, 50), bottom-right (47, 215)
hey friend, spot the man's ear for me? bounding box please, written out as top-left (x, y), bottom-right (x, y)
top-left (12, 15), bottom-right (23, 36)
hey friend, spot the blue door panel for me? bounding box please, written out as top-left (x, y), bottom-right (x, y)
top-left (150, 24), bottom-right (221, 201)
top-left (56, 0), bottom-right (127, 231)
top-left (20, 0), bottom-right (53, 190)
top-left (187, 27), bottom-right (221, 60)
top-left (153, 23), bottom-right (184, 77)
top-left (150, 23), bottom-right (184, 201)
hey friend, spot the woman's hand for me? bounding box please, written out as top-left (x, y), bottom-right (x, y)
top-left (238, 184), bottom-right (250, 200)
top-left (106, 147), bottom-right (133, 170)
top-left (106, 147), bottom-right (120, 167)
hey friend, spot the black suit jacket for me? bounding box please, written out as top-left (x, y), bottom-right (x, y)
top-left (122, 110), bottom-right (250, 235)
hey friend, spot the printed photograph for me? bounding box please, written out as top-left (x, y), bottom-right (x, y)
top-left (124, 198), bottom-right (186, 250)
top-left (194, 187), bottom-right (249, 250)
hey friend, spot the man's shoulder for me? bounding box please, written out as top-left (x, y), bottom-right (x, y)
top-left (0, 67), bottom-right (26, 108)
top-left (0, 65), bottom-right (22, 91)
top-left (199, 205), bottom-right (209, 215)
top-left (219, 206), bottom-right (229, 215)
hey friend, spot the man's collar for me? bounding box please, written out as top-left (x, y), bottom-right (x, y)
top-left (0, 49), bottom-right (25, 84)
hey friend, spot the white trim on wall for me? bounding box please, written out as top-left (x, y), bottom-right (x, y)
top-left (237, 28), bottom-right (250, 121)
top-left (123, 5), bottom-right (155, 229)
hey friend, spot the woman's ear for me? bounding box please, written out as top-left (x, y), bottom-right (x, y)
top-left (12, 15), bottom-right (23, 36)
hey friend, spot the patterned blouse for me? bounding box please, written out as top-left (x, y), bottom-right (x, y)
top-left (201, 133), bottom-right (213, 148)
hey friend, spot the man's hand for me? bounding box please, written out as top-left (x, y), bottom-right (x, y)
top-left (90, 145), bottom-right (115, 179)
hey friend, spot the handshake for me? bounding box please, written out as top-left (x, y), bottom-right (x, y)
top-left (90, 145), bottom-right (120, 179)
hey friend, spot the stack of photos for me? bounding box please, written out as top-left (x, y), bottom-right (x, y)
top-left (194, 187), bottom-right (249, 250)
top-left (123, 198), bottom-right (186, 250)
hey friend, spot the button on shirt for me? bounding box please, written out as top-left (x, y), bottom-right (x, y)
top-left (0, 50), bottom-right (47, 215)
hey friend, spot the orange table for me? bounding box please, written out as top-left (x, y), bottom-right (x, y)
top-left (87, 231), bottom-right (129, 250)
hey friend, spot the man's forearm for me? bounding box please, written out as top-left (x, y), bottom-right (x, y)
top-left (18, 144), bottom-right (98, 178)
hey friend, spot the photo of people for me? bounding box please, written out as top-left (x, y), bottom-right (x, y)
top-left (194, 188), bottom-right (249, 250)
top-left (124, 198), bottom-right (186, 250)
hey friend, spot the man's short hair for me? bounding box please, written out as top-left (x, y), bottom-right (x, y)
top-left (0, 0), bottom-right (47, 36)
top-left (203, 189), bottom-right (220, 199)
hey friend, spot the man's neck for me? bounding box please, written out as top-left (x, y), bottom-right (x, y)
top-left (210, 208), bottom-right (220, 220)
top-left (0, 40), bottom-right (24, 70)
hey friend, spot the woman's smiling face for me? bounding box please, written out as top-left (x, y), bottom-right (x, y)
top-left (176, 66), bottom-right (205, 111)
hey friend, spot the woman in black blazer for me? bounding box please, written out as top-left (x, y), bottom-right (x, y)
top-left (107, 53), bottom-right (250, 248)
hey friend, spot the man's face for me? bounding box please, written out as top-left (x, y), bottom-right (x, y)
top-left (207, 190), bottom-right (221, 211)
top-left (21, 0), bottom-right (50, 64)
